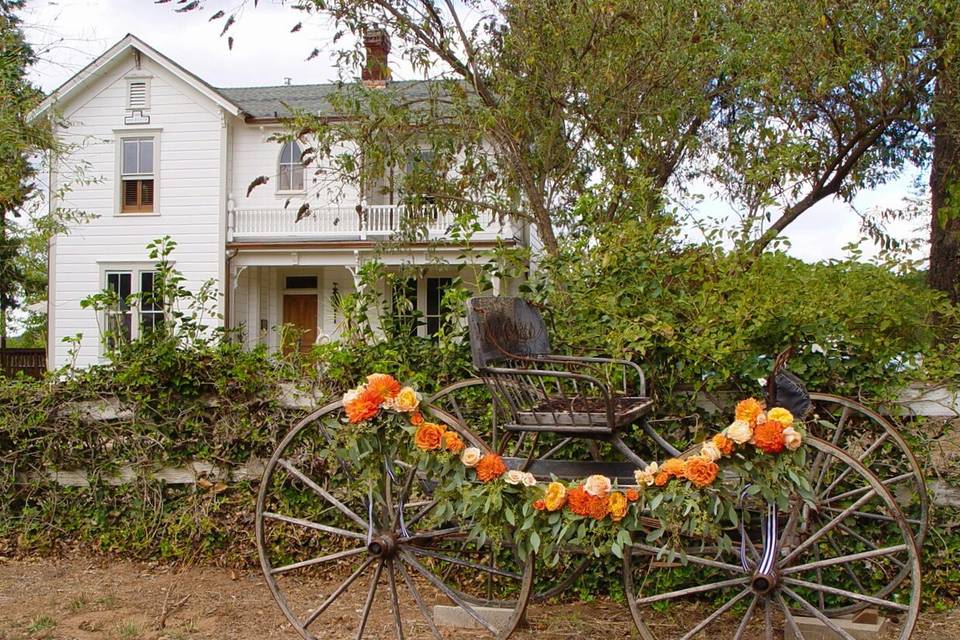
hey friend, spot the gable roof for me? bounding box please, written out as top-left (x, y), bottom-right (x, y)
top-left (29, 34), bottom-right (244, 121)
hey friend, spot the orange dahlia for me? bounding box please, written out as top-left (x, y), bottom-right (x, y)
top-left (654, 471), bottom-right (670, 487)
top-left (712, 433), bottom-right (735, 456)
top-left (735, 398), bottom-right (765, 425)
top-left (476, 453), bottom-right (508, 482)
top-left (661, 458), bottom-right (687, 479)
top-left (442, 431), bottom-right (465, 454)
top-left (754, 420), bottom-right (786, 454)
top-left (566, 485), bottom-right (592, 516)
top-left (588, 494), bottom-right (610, 520)
top-left (414, 422), bottom-right (446, 451)
top-left (345, 387), bottom-right (383, 423)
top-left (366, 373), bottom-right (402, 402)
top-left (683, 456), bottom-right (719, 487)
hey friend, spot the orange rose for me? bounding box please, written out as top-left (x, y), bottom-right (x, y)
top-left (754, 420), bottom-right (786, 454)
top-left (735, 398), bottom-right (765, 425)
top-left (712, 433), bottom-right (735, 456)
top-left (683, 456), bottom-right (719, 488)
top-left (654, 472), bottom-right (670, 487)
top-left (661, 458), bottom-right (687, 479)
top-left (533, 499), bottom-right (546, 511)
top-left (345, 386), bottom-right (382, 423)
top-left (475, 454), bottom-right (508, 482)
top-left (410, 412), bottom-right (425, 426)
top-left (625, 488), bottom-right (640, 502)
top-left (414, 422), bottom-right (446, 451)
top-left (566, 485), bottom-right (592, 516)
top-left (608, 491), bottom-right (629, 522)
top-left (366, 373), bottom-right (402, 403)
top-left (442, 431), bottom-right (465, 454)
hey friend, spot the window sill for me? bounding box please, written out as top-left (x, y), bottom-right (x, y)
top-left (275, 190), bottom-right (307, 196)
top-left (114, 212), bottom-right (161, 218)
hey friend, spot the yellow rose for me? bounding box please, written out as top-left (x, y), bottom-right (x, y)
top-left (767, 407), bottom-right (794, 428)
top-left (389, 386), bottom-right (421, 413)
top-left (701, 441), bottom-right (722, 462)
top-left (504, 469), bottom-right (526, 485)
top-left (583, 474), bottom-right (612, 498)
top-left (543, 481), bottom-right (567, 511)
top-left (634, 462), bottom-right (658, 487)
top-left (725, 420), bottom-right (753, 445)
top-left (608, 491), bottom-right (629, 522)
top-left (460, 447), bottom-right (482, 468)
top-left (783, 426), bottom-right (803, 451)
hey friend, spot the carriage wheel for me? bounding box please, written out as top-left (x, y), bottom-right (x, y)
top-left (623, 437), bottom-right (921, 639)
top-left (427, 379), bottom-right (597, 602)
top-left (256, 400), bottom-right (534, 640)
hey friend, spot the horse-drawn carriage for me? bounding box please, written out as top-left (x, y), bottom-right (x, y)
top-left (255, 297), bottom-right (925, 639)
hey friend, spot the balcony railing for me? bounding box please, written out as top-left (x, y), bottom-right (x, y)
top-left (228, 204), bottom-right (519, 243)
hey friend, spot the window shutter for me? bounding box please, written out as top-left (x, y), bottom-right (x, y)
top-left (123, 180), bottom-right (139, 207)
top-left (140, 180), bottom-right (154, 206)
top-left (128, 81), bottom-right (148, 109)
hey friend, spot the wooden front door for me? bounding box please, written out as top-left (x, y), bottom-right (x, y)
top-left (282, 294), bottom-right (318, 354)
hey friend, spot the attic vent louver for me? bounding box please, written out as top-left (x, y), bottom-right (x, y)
top-left (128, 81), bottom-right (148, 109)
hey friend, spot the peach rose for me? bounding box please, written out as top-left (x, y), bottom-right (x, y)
top-left (725, 420), bottom-right (753, 445)
top-left (504, 469), bottom-right (526, 485)
top-left (767, 407), bottom-right (794, 428)
top-left (389, 386), bottom-right (421, 413)
top-left (460, 447), bottom-right (482, 467)
top-left (583, 474), bottom-right (612, 498)
top-left (521, 472), bottom-right (538, 487)
top-left (608, 492), bottom-right (629, 522)
top-left (701, 441), bottom-right (722, 462)
top-left (634, 462), bottom-right (659, 487)
top-left (543, 481), bottom-right (567, 511)
top-left (783, 426), bottom-right (803, 451)
top-left (414, 422), bottom-right (446, 451)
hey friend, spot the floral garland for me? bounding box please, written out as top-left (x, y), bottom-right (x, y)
top-left (342, 374), bottom-right (806, 530)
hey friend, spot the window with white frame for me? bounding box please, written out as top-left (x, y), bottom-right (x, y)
top-left (278, 140), bottom-right (305, 192)
top-left (391, 277), bottom-right (419, 337)
top-left (425, 277), bottom-right (453, 337)
top-left (120, 137), bottom-right (155, 213)
top-left (103, 267), bottom-right (161, 346)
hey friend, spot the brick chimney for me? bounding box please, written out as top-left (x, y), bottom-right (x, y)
top-left (362, 28), bottom-right (391, 86)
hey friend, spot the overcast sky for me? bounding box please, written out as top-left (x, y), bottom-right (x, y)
top-left (18, 0), bottom-right (930, 264)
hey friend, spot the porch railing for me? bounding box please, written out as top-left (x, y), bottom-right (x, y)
top-left (0, 348), bottom-right (46, 378)
top-left (228, 203), bottom-right (518, 242)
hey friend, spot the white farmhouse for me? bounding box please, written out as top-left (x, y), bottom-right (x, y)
top-left (32, 33), bottom-right (529, 369)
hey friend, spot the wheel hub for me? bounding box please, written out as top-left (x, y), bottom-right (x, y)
top-left (367, 531), bottom-right (399, 558)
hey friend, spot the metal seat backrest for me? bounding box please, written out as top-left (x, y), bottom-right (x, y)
top-left (465, 297), bottom-right (551, 369)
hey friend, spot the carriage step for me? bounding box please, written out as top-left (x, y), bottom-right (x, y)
top-left (502, 457), bottom-right (640, 482)
top-left (433, 604), bottom-right (516, 630)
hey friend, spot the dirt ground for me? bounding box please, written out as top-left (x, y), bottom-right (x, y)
top-left (0, 556), bottom-right (958, 640)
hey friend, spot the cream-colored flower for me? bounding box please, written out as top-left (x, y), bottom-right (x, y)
top-left (767, 407), bottom-right (794, 428)
top-left (504, 469), bottom-right (526, 485)
top-left (342, 385), bottom-right (364, 407)
top-left (725, 420), bottom-right (753, 445)
top-left (634, 462), bottom-right (659, 487)
top-left (460, 447), bottom-right (482, 468)
top-left (755, 411), bottom-right (767, 426)
top-left (701, 441), bottom-right (723, 462)
top-left (521, 472), bottom-right (538, 487)
top-left (387, 386), bottom-right (421, 412)
top-left (583, 474), bottom-right (612, 498)
top-left (783, 426), bottom-right (803, 451)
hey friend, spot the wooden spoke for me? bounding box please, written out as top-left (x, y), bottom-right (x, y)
top-left (271, 546), bottom-right (367, 575)
top-left (400, 550), bottom-right (499, 634)
top-left (404, 498), bottom-right (440, 529)
top-left (820, 505), bottom-right (922, 526)
top-left (678, 589), bottom-right (752, 640)
top-left (303, 557), bottom-right (375, 629)
top-left (825, 533), bottom-right (867, 594)
top-left (763, 599), bottom-right (774, 640)
top-left (633, 576), bottom-right (750, 606)
top-left (781, 488), bottom-right (877, 565)
top-left (834, 523), bottom-right (906, 568)
top-left (781, 577), bottom-right (911, 612)
top-left (387, 560), bottom-right (404, 640)
top-left (630, 544), bottom-right (748, 574)
top-left (397, 558), bottom-right (443, 640)
top-left (406, 545), bottom-right (523, 580)
top-left (820, 433), bottom-right (889, 498)
top-left (777, 593), bottom-right (808, 640)
top-left (822, 471), bottom-right (916, 505)
top-left (732, 594), bottom-right (759, 640)
top-left (782, 544), bottom-right (908, 576)
top-left (263, 511), bottom-right (368, 541)
top-left (782, 586), bottom-right (858, 640)
top-left (355, 560), bottom-right (384, 640)
top-left (278, 459), bottom-right (369, 530)
top-left (400, 526), bottom-right (463, 543)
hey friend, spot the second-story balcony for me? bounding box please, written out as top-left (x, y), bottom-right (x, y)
top-left (228, 204), bottom-right (521, 244)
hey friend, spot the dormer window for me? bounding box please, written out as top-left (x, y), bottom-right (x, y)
top-left (126, 78), bottom-right (151, 110)
top-left (278, 141), bottom-right (305, 192)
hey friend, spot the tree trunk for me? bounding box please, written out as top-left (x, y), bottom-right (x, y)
top-left (928, 44), bottom-right (960, 304)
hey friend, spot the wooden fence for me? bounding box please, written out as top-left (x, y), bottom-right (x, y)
top-left (0, 348), bottom-right (46, 378)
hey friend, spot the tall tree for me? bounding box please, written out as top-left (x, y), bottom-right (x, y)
top-left (928, 1), bottom-right (960, 303)
top-left (0, 0), bottom-right (52, 349)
